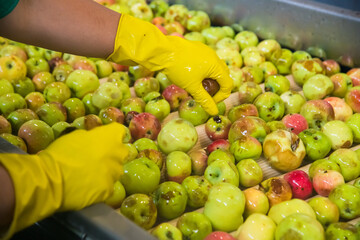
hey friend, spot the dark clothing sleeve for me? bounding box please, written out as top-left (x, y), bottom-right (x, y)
top-left (0, 0), bottom-right (19, 18)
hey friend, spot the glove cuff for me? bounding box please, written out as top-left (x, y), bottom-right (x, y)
top-left (0, 153), bottom-right (63, 239)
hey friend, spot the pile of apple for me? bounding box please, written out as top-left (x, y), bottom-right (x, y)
top-left (1, 0), bottom-right (360, 239)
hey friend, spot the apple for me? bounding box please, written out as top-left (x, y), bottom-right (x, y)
top-left (120, 193), bottom-right (157, 230)
top-left (324, 97), bottom-right (353, 121)
top-left (0, 133), bottom-right (27, 152)
top-left (236, 158), bottom-right (263, 187)
top-left (266, 120), bottom-right (286, 132)
top-left (72, 58), bottom-right (97, 74)
top-left (32, 71), bottom-right (55, 92)
top-left (43, 82), bottom-right (71, 103)
top-left (230, 135), bottom-right (262, 162)
top-left (263, 129), bottom-right (306, 172)
top-left (346, 113), bottom-right (360, 143)
top-left (257, 39), bottom-right (281, 60)
top-left (228, 66), bottom-right (244, 92)
top-left (82, 93), bottom-right (100, 115)
top-left (137, 149), bottom-right (163, 170)
top-left (149, 0), bottom-right (169, 17)
top-left (241, 46), bottom-right (260, 58)
top-left (258, 61), bottom-right (278, 78)
top-left (12, 77), bottom-right (35, 98)
top-left (283, 170), bottom-right (313, 199)
top-left (121, 157), bottom-right (160, 195)
top-left (322, 59), bottom-right (340, 76)
top-left (104, 180), bottom-right (126, 209)
top-left (176, 212), bottom-right (212, 240)
top-left (270, 48), bottom-right (293, 75)
top-left (345, 86), bottom-right (360, 113)
top-left (303, 74), bottom-right (334, 100)
top-left (51, 121), bottom-right (72, 139)
top-left (300, 99), bottom-right (335, 130)
top-left (275, 213), bottom-right (325, 240)
top-left (143, 91), bottom-right (161, 103)
top-left (120, 97), bottom-right (146, 115)
top-left (216, 47), bottom-right (243, 68)
top-left (161, 84), bottom-right (189, 111)
top-left (47, 57), bottom-right (66, 73)
top-left (235, 213), bottom-right (276, 240)
top-left (152, 181), bottom-right (188, 220)
top-left (204, 231), bottom-right (236, 240)
top-left (157, 118), bottom-right (198, 154)
top-left (205, 115), bottom-right (231, 141)
top-left (322, 120), bottom-right (353, 150)
top-left (95, 60), bottom-right (113, 78)
top-left (186, 10), bottom-right (210, 32)
top-left (227, 103), bottom-right (258, 123)
top-left (207, 149), bottom-right (235, 165)
top-left (216, 37), bottom-right (239, 51)
top-left (308, 158), bottom-right (341, 179)
top-left (134, 77), bottom-right (160, 98)
top-left (204, 159), bottom-right (239, 187)
top-left (107, 71), bottom-right (131, 86)
top-left (36, 102), bottom-right (67, 127)
top-left (282, 113), bottom-right (308, 135)
top-left (65, 70), bottom-right (99, 99)
top-left (52, 63), bottom-right (73, 83)
top-left (72, 114), bottom-right (102, 130)
top-left (264, 74), bottom-right (290, 95)
top-left (0, 93), bottom-right (27, 117)
top-left (24, 45), bottom-right (45, 58)
top-left (242, 188), bottom-right (269, 218)
top-left (328, 148), bottom-right (360, 182)
top-left (151, 223), bottom-right (182, 240)
top-left (242, 66), bottom-right (264, 84)
top-left (164, 4), bottom-right (188, 26)
top-left (179, 97), bottom-right (210, 126)
top-left (326, 222), bottom-right (358, 240)
top-left (254, 92), bottom-right (285, 122)
top-left (24, 92), bottom-right (46, 112)
top-left (280, 90), bottom-right (306, 114)
top-left (291, 59), bottom-right (325, 86)
top-left (238, 81), bottom-right (263, 104)
top-left (0, 56), bottom-right (27, 84)
top-left (347, 68), bottom-right (360, 86)
top-left (129, 112), bottom-right (161, 141)
top-left (0, 78), bottom-right (14, 96)
top-left (165, 151), bottom-right (191, 184)
top-left (184, 32), bottom-right (206, 43)
top-left (328, 184), bottom-right (360, 220)
top-left (234, 31), bottom-right (258, 51)
top-left (308, 196), bottom-right (339, 227)
top-left (91, 82), bottom-right (123, 109)
top-left (128, 65), bottom-right (154, 83)
top-left (188, 149), bottom-right (208, 176)
top-left (228, 116), bottom-right (270, 144)
top-left (18, 119), bottom-right (54, 154)
top-left (145, 96), bottom-right (171, 121)
top-left (0, 45), bottom-right (27, 62)
top-left (206, 139), bottom-right (230, 154)
top-left (330, 73), bottom-right (353, 98)
top-left (7, 109), bottom-right (38, 134)
top-left (133, 137), bottom-right (158, 152)
top-left (260, 177), bottom-right (292, 207)
top-left (98, 106), bottom-right (124, 125)
top-left (25, 57), bottom-right (50, 78)
top-left (0, 115), bottom-right (11, 134)
top-left (298, 129), bottom-right (332, 161)
top-left (312, 170), bottom-right (345, 196)
top-left (181, 175), bottom-right (212, 208)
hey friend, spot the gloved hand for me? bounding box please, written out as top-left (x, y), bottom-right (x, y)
top-left (0, 123), bottom-right (128, 240)
top-left (108, 14), bottom-right (233, 116)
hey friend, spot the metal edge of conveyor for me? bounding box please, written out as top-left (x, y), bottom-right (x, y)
top-left (0, 138), bottom-right (156, 240)
top-left (170, 0), bottom-right (360, 67)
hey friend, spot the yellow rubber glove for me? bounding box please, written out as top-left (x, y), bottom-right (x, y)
top-left (0, 123), bottom-right (128, 240)
top-left (108, 14), bottom-right (233, 116)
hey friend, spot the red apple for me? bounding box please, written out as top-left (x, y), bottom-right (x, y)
top-left (110, 62), bottom-right (129, 72)
top-left (282, 113), bottom-right (308, 135)
top-left (188, 149), bottom-right (208, 176)
top-left (162, 84), bottom-right (189, 111)
top-left (206, 139), bottom-right (230, 154)
top-left (324, 97), bottom-right (353, 121)
top-left (204, 231), bottom-right (236, 240)
top-left (128, 112), bottom-right (161, 140)
top-left (345, 86), bottom-right (360, 113)
top-left (312, 170), bottom-right (345, 197)
top-left (205, 115), bottom-right (232, 141)
top-left (322, 59), bottom-right (340, 77)
top-left (284, 170), bottom-right (313, 200)
top-left (156, 24), bottom-right (167, 35)
top-left (347, 68), bottom-right (360, 86)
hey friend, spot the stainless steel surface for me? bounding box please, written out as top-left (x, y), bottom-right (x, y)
top-left (171, 0), bottom-right (360, 67)
top-left (0, 138), bottom-right (26, 154)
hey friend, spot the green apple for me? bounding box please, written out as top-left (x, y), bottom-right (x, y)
top-left (257, 39), bottom-right (281, 60)
top-left (151, 222), bottom-right (182, 240)
top-left (133, 137), bottom-right (158, 151)
top-left (0, 115), bottom-right (11, 134)
top-left (181, 175), bottom-right (212, 208)
top-left (120, 193), bottom-right (157, 230)
top-left (322, 120), bottom-right (353, 150)
top-left (123, 143), bottom-right (138, 163)
top-left (52, 63), bottom-right (73, 83)
top-left (72, 114), bottom-right (102, 130)
top-left (298, 129), bottom-right (332, 161)
top-left (145, 96), bottom-right (171, 121)
top-left (0, 56), bottom-right (27, 84)
top-left (179, 97), bottom-right (210, 126)
top-left (184, 32), bottom-right (206, 43)
top-left (216, 37), bottom-right (239, 51)
top-left (216, 47), bottom-right (243, 68)
top-left (82, 93), bottom-right (100, 115)
top-left (108, 71), bottom-right (131, 86)
top-left (264, 74), bottom-right (290, 95)
top-left (308, 158), bottom-right (341, 179)
top-left (253, 92), bottom-right (285, 122)
top-left (65, 70), bottom-right (100, 99)
top-left (242, 66), bottom-right (264, 84)
top-left (238, 81), bottom-right (263, 104)
top-left (292, 50), bottom-right (312, 62)
top-left (308, 196), bottom-right (339, 227)
top-left (243, 188), bottom-right (269, 218)
top-left (326, 222), bottom-right (358, 240)
top-left (105, 180), bottom-right (126, 209)
top-left (166, 151), bottom-right (192, 184)
top-left (0, 93), bottom-right (27, 117)
top-left (7, 109), bottom-right (38, 134)
top-left (268, 199), bottom-right (316, 225)
top-left (230, 136), bottom-right (262, 162)
top-left (346, 113), bottom-right (360, 143)
top-left (121, 157), bottom-right (160, 195)
top-left (134, 77), bottom-right (160, 98)
top-left (300, 100), bottom-right (335, 130)
top-left (12, 77), bottom-right (35, 97)
top-left (203, 182), bottom-right (245, 232)
top-left (275, 213), bottom-right (325, 240)
top-left (235, 213), bottom-right (276, 240)
top-left (95, 60), bottom-right (113, 78)
top-left (0, 78), bottom-right (14, 96)
top-left (258, 61), bottom-right (278, 78)
top-left (303, 74), bottom-right (334, 100)
top-left (92, 82), bottom-right (123, 109)
top-left (25, 91), bottom-right (46, 112)
top-left (236, 158), bottom-right (263, 187)
top-left (201, 27), bottom-right (227, 46)
top-left (51, 121), bottom-right (72, 139)
top-left (280, 90), bottom-right (306, 114)
top-left (270, 48), bottom-right (293, 75)
top-left (152, 181), bottom-right (188, 220)
top-left (176, 212), bottom-right (212, 240)
top-left (207, 149), bottom-right (235, 165)
top-left (25, 57), bottom-right (50, 78)
top-left (43, 49), bottom-right (62, 61)
top-left (36, 102), bottom-right (67, 126)
top-left (24, 45), bottom-right (45, 58)
top-left (120, 97), bottom-right (146, 115)
top-left (204, 159), bottom-right (239, 187)
top-left (228, 116), bottom-right (269, 144)
top-left (291, 59), bottom-right (325, 86)
top-left (234, 31), bottom-right (258, 51)
top-left (328, 184), bottom-right (360, 220)
top-left (266, 120), bottom-right (286, 132)
top-left (43, 82), bottom-right (71, 103)
top-left (32, 71), bottom-right (55, 92)
top-left (0, 133), bottom-right (27, 152)
top-left (328, 148), bottom-right (360, 182)
top-left (63, 98), bottom-right (86, 123)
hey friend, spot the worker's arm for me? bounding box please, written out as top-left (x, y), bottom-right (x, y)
top-left (0, 164), bottom-right (14, 232)
top-left (0, 0), bottom-right (120, 59)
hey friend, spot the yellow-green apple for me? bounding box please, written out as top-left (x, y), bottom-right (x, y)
top-left (203, 182), bottom-right (245, 232)
top-left (201, 27), bottom-right (228, 47)
top-left (0, 133), bottom-right (27, 152)
top-left (82, 93), bottom-right (100, 115)
top-left (266, 120), bottom-right (286, 132)
top-left (329, 184), bottom-right (360, 220)
top-left (12, 77), bottom-right (35, 97)
top-left (98, 106), bottom-right (123, 125)
top-left (205, 115), bottom-right (231, 141)
top-left (0, 56), bottom-right (27, 84)
top-left (230, 135), bottom-right (262, 162)
top-left (72, 58), bottom-right (97, 74)
top-left (120, 193), bottom-right (157, 230)
top-left (303, 74), bottom-right (334, 100)
top-left (228, 116), bottom-right (270, 144)
top-left (0, 45), bottom-right (27, 62)
top-left (260, 177), bottom-right (292, 207)
top-left (149, 0), bottom-right (169, 17)
top-left (228, 66), bottom-right (243, 91)
top-left (65, 69), bottom-right (99, 99)
top-left (227, 103), bottom-right (258, 123)
top-left (280, 90), bottom-right (306, 114)
top-left (179, 97), bottom-right (209, 126)
top-left (137, 148), bottom-right (163, 170)
top-left (308, 158), bottom-right (341, 179)
top-left (176, 212), bottom-right (212, 240)
top-left (308, 196), bottom-right (339, 227)
top-left (346, 113), bottom-right (360, 143)
top-left (207, 149), bottom-right (235, 165)
top-left (322, 120), bottom-right (353, 150)
top-left (324, 97), bottom-right (353, 121)
top-left (234, 31), bottom-right (258, 51)
top-left (24, 45), bottom-right (45, 58)
top-left (164, 21), bottom-right (185, 35)
top-left (0, 79), bottom-right (14, 96)
top-left (92, 82), bottom-right (123, 109)
top-left (25, 92), bottom-right (46, 112)
top-left (32, 71), bottom-right (55, 92)
top-left (165, 151), bottom-right (191, 183)
top-left (164, 4), bottom-right (188, 25)
top-left (298, 129), bottom-right (332, 161)
top-left (104, 180), bottom-right (126, 209)
top-left (204, 159), bottom-right (239, 186)
top-left (186, 10), bottom-right (210, 32)
top-left (264, 74), bottom-right (290, 95)
top-left (95, 60), bottom-right (112, 78)
top-left (292, 50), bottom-right (312, 62)
top-left (345, 86), bottom-right (360, 113)
top-left (312, 170), bottom-right (344, 197)
top-left (129, 112), bottom-right (161, 141)
top-left (300, 99), bottom-right (335, 130)
top-left (216, 38), bottom-right (239, 51)
top-left (282, 113), bottom-right (308, 135)
top-left (0, 93), bottom-right (27, 117)
top-left (235, 213), bottom-right (276, 240)
top-left (257, 39), bottom-right (281, 60)
top-left (236, 158), bottom-right (263, 187)
top-left (133, 138), bottom-right (158, 152)
top-left (263, 129), bottom-right (306, 172)
top-left (145, 96), bottom-right (171, 121)
top-left (243, 51), bottom-right (265, 67)
top-left (283, 170), bottom-right (313, 199)
top-left (181, 175), bottom-right (212, 208)
top-left (347, 68), bottom-right (360, 86)
top-left (242, 66), bottom-right (264, 84)
top-left (258, 61), bottom-right (278, 78)
top-left (25, 57), bottom-right (50, 78)
top-left (238, 81), bottom-right (263, 104)
top-left (0, 115), bottom-right (11, 134)
top-left (291, 59), bottom-right (325, 86)
top-left (51, 121), bottom-right (72, 139)
top-left (108, 71), bottom-right (130, 86)
top-left (152, 181), bottom-right (188, 220)
top-left (184, 32), bottom-right (206, 43)
top-left (52, 63), bottom-right (73, 83)
top-left (162, 84), bottom-right (189, 111)
top-left (7, 109), bottom-right (38, 134)
top-left (254, 92), bottom-right (285, 122)
top-left (44, 49), bottom-right (62, 62)
top-left (330, 73), bottom-right (353, 98)
top-left (243, 188), bottom-right (269, 218)
top-left (206, 139), bottom-right (230, 154)
top-left (123, 143), bottom-right (138, 163)
top-left (275, 213), bottom-right (325, 240)
top-left (241, 46), bottom-right (260, 58)
top-left (128, 65), bottom-right (154, 83)
top-left (18, 119), bottom-right (54, 154)
top-left (71, 114), bottom-right (102, 130)
top-left (36, 102), bottom-right (67, 126)
top-left (322, 59), bottom-right (340, 76)
top-left (43, 82), bottom-right (71, 103)
top-left (134, 77), bottom-right (159, 98)
top-left (270, 48), bottom-right (293, 75)
top-left (157, 118), bottom-right (198, 154)
top-left (188, 149), bottom-right (208, 175)
top-left (155, 72), bottom-right (171, 92)
top-left (329, 148), bottom-right (360, 181)
top-left (326, 222), bottom-right (358, 240)
top-left (151, 222), bottom-right (182, 240)
top-left (120, 97), bottom-right (145, 115)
